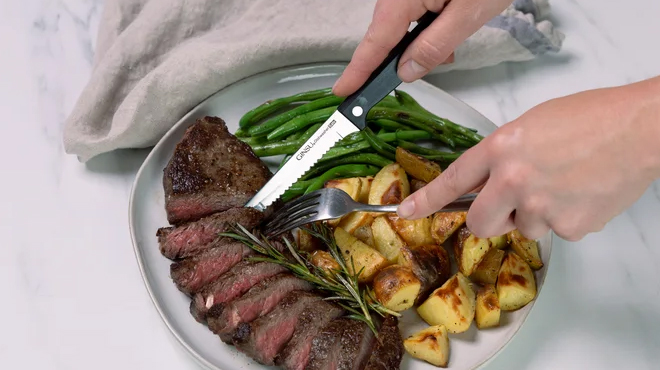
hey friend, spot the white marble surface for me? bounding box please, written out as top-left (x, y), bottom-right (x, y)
top-left (2, 1), bottom-right (659, 369)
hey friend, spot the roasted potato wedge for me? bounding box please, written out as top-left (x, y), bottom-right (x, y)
top-left (373, 265), bottom-right (421, 311)
top-left (309, 250), bottom-right (340, 272)
top-left (371, 216), bottom-right (407, 263)
top-left (497, 251), bottom-right (537, 311)
top-left (431, 211), bottom-right (467, 244)
top-left (353, 223), bottom-right (375, 247)
top-left (489, 234), bottom-right (509, 249)
top-left (470, 248), bottom-right (505, 285)
top-left (368, 163), bottom-right (410, 205)
top-left (507, 229), bottom-right (543, 270)
top-left (395, 147), bottom-right (442, 183)
top-left (399, 244), bottom-right (452, 304)
top-left (453, 227), bottom-right (493, 276)
top-left (403, 325), bottom-right (450, 367)
top-left (337, 211), bottom-right (374, 235)
top-left (334, 227), bottom-right (389, 283)
top-left (417, 272), bottom-right (476, 333)
top-left (358, 176), bottom-right (373, 203)
top-left (410, 179), bottom-right (427, 193)
top-left (297, 229), bottom-right (323, 252)
top-left (324, 177), bottom-right (362, 226)
top-left (475, 284), bottom-right (500, 329)
top-left (387, 214), bottom-right (434, 247)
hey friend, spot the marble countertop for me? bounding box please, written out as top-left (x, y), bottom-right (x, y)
top-left (2, 1), bottom-right (659, 369)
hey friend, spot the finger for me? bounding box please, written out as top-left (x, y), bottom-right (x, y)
top-left (398, 0), bottom-right (513, 82)
top-left (397, 144), bottom-right (490, 220)
top-left (333, 0), bottom-right (443, 96)
top-left (465, 182), bottom-right (516, 238)
top-left (513, 211), bottom-right (550, 240)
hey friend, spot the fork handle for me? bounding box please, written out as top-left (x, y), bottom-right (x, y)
top-left (353, 193), bottom-right (478, 214)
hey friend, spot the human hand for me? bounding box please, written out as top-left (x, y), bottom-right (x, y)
top-left (332, 0), bottom-right (514, 97)
top-left (396, 77), bottom-right (660, 241)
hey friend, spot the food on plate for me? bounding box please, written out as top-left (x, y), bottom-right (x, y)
top-left (353, 223), bottom-right (376, 247)
top-left (453, 226), bottom-right (494, 276)
top-left (306, 317), bottom-right (377, 370)
top-left (337, 211), bottom-right (375, 234)
top-left (297, 229), bottom-right (323, 252)
top-left (334, 227), bottom-right (389, 283)
top-left (475, 284), bottom-right (501, 329)
top-left (309, 250), bottom-right (340, 272)
top-left (398, 244), bottom-right (452, 304)
top-left (497, 251), bottom-right (538, 311)
top-left (387, 214), bottom-right (434, 247)
top-left (430, 211), bottom-right (467, 244)
top-left (368, 163), bottom-right (411, 205)
top-left (490, 234), bottom-right (509, 249)
top-left (206, 273), bottom-right (314, 341)
top-left (470, 248), bottom-right (506, 285)
top-left (395, 146), bottom-right (443, 183)
top-left (410, 178), bottom-right (427, 192)
top-left (507, 229), bottom-right (544, 270)
top-left (233, 291), bottom-right (323, 365)
top-left (371, 216), bottom-right (407, 263)
top-left (417, 272), bottom-right (476, 333)
top-left (403, 325), bottom-right (450, 367)
top-left (373, 265), bottom-right (422, 311)
top-left (162, 116), bottom-right (272, 224)
top-left (363, 315), bottom-right (404, 370)
top-left (324, 177), bottom-right (362, 226)
top-left (358, 176), bottom-right (373, 202)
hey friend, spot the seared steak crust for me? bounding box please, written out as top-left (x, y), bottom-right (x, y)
top-left (163, 116), bottom-right (272, 224)
top-left (169, 241), bottom-right (254, 295)
top-left (190, 261), bottom-right (287, 322)
top-left (158, 207), bottom-right (264, 260)
top-left (364, 316), bottom-right (403, 370)
top-left (305, 318), bottom-right (348, 370)
top-left (207, 273), bottom-right (314, 342)
top-left (233, 291), bottom-right (322, 366)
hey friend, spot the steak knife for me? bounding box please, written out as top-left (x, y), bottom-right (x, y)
top-left (246, 11), bottom-right (440, 211)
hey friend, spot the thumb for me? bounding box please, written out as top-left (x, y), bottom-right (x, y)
top-left (397, 147), bottom-right (489, 219)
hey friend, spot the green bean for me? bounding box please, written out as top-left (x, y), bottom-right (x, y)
top-left (336, 131), bottom-right (365, 146)
top-left (267, 106), bottom-right (336, 141)
top-left (362, 128), bottom-right (397, 160)
top-left (300, 153), bottom-right (393, 180)
top-left (248, 95), bottom-right (344, 136)
top-left (278, 154), bottom-right (292, 170)
top-left (239, 87), bottom-right (333, 129)
top-left (421, 152), bottom-right (462, 162)
top-left (234, 127), bottom-right (249, 137)
top-left (394, 90), bottom-right (423, 111)
top-left (305, 164), bottom-right (380, 194)
top-left (239, 136), bottom-right (267, 146)
top-left (367, 108), bottom-right (456, 148)
top-left (281, 179), bottom-right (315, 202)
top-left (250, 123), bottom-right (321, 157)
top-left (285, 130), bottom-right (305, 142)
top-left (370, 119), bottom-right (413, 132)
top-left (397, 140), bottom-right (462, 162)
top-left (320, 141), bottom-right (372, 162)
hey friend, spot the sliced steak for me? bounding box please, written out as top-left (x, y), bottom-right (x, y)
top-left (169, 241), bottom-right (254, 295)
top-left (305, 318), bottom-right (347, 370)
top-left (306, 318), bottom-right (378, 370)
top-left (158, 207), bottom-right (264, 260)
top-left (233, 291), bottom-right (322, 366)
top-left (163, 116), bottom-right (272, 224)
top-left (364, 315), bottom-right (403, 370)
top-left (207, 273), bottom-right (314, 342)
top-left (277, 300), bottom-right (345, 370)
top-left (190, 261), bottom-right (287, 322)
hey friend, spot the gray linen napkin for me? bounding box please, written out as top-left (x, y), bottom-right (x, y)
top-left (63, 0), bottom-right (563, 162)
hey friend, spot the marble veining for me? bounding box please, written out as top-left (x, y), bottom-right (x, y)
top-left (2, 0), bottom-right (659, 369)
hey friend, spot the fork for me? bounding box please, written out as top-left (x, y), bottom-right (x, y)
top-left (263, 187), bottom-right (478, 236)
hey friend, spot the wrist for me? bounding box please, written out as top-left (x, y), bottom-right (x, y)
top-left (623, 76), bottom-right (660, 178)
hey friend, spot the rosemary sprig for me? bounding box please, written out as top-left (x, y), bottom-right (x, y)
top-left (219, 222), bottom-right (399, 335)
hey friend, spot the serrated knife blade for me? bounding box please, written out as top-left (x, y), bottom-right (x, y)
top-left (245, 10), bottom-right (440, 211)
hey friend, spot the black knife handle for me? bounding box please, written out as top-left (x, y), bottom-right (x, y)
top-left (337, 11), bottom-right (440, 129)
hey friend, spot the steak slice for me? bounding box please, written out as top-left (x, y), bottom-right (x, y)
top-left (233, 291), bottom-right (322, 366)
top-left (306, 318), bottom-right (378, 370)
top-left (169, 241), bottom-right (254, 295)
top-left (190, 261), bottom-right (287, 322)
top-left (276, 300), bottom-right (345, 370)
top-left (207, 273), bottom-right (314, 342)
top-left (157, 207), bottom-right (264, 260)
top-left (364, 316), bottom-right (403, 370)
top-left (163, 116), bottom-right (272, 224)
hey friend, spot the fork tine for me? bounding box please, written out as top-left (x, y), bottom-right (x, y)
top-left (264, 195), bottom-right (321, 227)
top-left (265, 201), bottom-right (321, 232)
top-left (266, 212), bottom-right (320, 237)
top-left (274, 190), bottom-right (322, 214)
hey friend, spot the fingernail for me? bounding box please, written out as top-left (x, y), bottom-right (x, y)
top-left (399, 60), bottom-right (428, 82)
top-left (397, 200), bottom-right (415, 219)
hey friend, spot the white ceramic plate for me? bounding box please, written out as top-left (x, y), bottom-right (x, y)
top-left (129, 63), bottom-right (552, 370)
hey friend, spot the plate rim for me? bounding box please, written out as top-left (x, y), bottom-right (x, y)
top-left (128, 62), bottom-right (553, 370)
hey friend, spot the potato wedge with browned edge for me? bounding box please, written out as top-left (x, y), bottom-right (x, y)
top-left (352, 223), bottom-right (375, 247)
top-left (309, 250), bottom-right (340, 273)
top-left (373, 265), bottom-right (421, 311)
top-left (324, 177), bottom-right (362, 226)
top-left (334, 227), bottom-right (389, 283)
top-left (387, 214), bottom-right (434, 247)
top-left (358, 176), bottom-right (373, 203)
top-left (507, 229), bottom-right (544, 270)
top-left (371, 216), bottom-right (407, 263)
top-left (417, 272), bottom-right (476, 333)
top-left (395, 147), bottom-right (442, 183)
top-left (399, 244), bottom-right (451, 304)
top-left (497, 251), bottom-right (537, 311)
top-left (368, 163), bottom-right (410, 206)
top-left (404, 325), bottom-right (450, 367)
top-left (337, 211), bottom-right (374, 235)
top-left (453, 226), bottom-right (493, 276)
top-left (431, 211), bottom-right (467, 244)
top-left (297, 229), bottom-right (323, 252)
top-left (475, 284), bottom-right (500, 329)
top-left (470, 248), bottom-right (505, 285)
